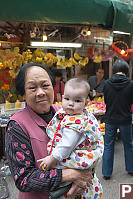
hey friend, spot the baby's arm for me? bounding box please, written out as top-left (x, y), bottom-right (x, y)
top-left (37, 155), bottom-right (59, 170)
top-left (37, 128), bottom-right (84, 169)
top-left (52, 128), bottom-right (85, 161)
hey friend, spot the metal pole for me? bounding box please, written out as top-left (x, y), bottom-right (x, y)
top-left (109, 59), bottom-right (113, 78)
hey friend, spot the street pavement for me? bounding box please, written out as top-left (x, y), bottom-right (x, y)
top-left (97, 138), bottom-right (133, 199)
top-left (1, 138), bottom-right (133, 199)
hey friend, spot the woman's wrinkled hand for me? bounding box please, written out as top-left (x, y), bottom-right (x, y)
top-left (62, 168), bottom-right (93, 198)
top-left (73, 169), bottom-right (93, 188)
top-left (67, 183), bottom-right (84, 198)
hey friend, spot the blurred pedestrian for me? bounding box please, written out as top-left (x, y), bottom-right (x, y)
top-left (102, 59), bottom-right (133, 180)
top-left (88, 67), bottom-right (105, 100)
top-left (53, 70), bottom-right (64, 102)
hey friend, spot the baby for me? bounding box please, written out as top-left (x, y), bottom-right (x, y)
top-left (38, 78), bottom-right (104, 199)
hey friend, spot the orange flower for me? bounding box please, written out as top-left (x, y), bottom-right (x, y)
top-left (1, 84), bottom-right (10, 91)
top-left (69, 117), bottom-right (75, 121)
top-left (87, 153), bottom-right (94, 159)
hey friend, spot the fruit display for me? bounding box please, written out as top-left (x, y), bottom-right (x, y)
top-left (54, 100), bottom-right (106, 115)
top-left (5, 101), bottom-right (11, 110)
top-left (0, 48), bottom-right (89, 103)
top-left (54, 102), bottom-right (62, 106)
top-left (74, 52), bottom-right (89, 67)
top-left (98, 121), bottom-right (105, 136)
top-left (100, 122), bottom-right (105, 134)
top-left (86, 100), bottom-right (106, 115)
top-left (0, 49), bottom-right (89, 79)
top-left (93, 96), bottom-right (104, 102)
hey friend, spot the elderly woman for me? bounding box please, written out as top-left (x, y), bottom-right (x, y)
top-left (5, 63), bottom-right (92, 199)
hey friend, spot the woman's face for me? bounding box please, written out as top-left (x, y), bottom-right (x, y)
top-left (24, 66), bottom-right (54, 114)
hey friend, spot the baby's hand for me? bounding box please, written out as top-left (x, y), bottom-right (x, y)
top-left (37, 155), bottom-right (58, 170)
top-left (37, 157), bottom-right (48, 170)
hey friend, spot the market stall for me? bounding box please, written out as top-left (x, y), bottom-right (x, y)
top-left (0, 25), bottom-right (132, 157)
top-left (0, 0), bottom-right (133, 160)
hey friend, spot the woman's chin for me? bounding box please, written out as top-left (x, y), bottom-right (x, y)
top-left (34, 103), bottom-right (51, 114)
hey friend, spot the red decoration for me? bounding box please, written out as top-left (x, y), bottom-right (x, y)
top-left (127, 49), bottom-right (133, 57)
top-left (87, 46), bottom-right (98, 59)
top-left (109, 41), bottom-right (129, 60)
top-left (0, 70), bottom-right (12, 84)
top-left (100, 49), bottom-right (115, 61)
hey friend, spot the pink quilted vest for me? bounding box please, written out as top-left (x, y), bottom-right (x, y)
top-left (10, 104), bottom-right (61, 199)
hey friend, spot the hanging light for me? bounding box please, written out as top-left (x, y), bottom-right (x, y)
top-left (42, 32), bottom-right (47, 41)
top-left (113, 31), bottom-right (130, 35)
top-left (87, 30), bottom-right (91, 36)
top-left (81, 27), bottom-right (91, 37)
top-left (81, 28), bottom-right (88, 37)
top-left (120, 50), bottom-right (126, 55)
top-left (30, 41), bottom-right (82, 48)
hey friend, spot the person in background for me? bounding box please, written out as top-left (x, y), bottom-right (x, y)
top-left (53, 70), bottom-right (64, 102)
top-left (88, 67), bottom-right (105, 100)
top-left (102, 59), bottom-right (133, 180)
top-left (5, 63), bottom-right (93, 199)
top-left (38, 78), bottom-right (104, 199)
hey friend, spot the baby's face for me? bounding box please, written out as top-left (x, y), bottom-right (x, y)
top-left (62, 84), bottom-right (88, 115)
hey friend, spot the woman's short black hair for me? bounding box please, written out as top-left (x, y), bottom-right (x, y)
top-left (15, 63), bottom-right (56, 96)
top-left (112, 59), bottom-right (129, 75)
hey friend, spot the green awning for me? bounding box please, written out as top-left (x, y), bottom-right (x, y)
top-left (0, 0), bottom-right (114, 26)
top-left (112, 1), bottom-right (133, 32)
top-left (0, 0), bottom-right (133, 32)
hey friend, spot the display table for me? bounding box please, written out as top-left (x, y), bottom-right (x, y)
top-left (0, 114), bottom-right (10, 159)
top-left (0, 107), bottom-right (24, 159)
top-left (0, 126), bottom-right (6, 159)
top-left (86, 101), bottom-right (106, 124)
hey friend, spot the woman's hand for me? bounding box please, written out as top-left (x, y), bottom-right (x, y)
top-left (62, 168), bottom-right (93, 197)
top-left (67, 183), bottom-right (84, 198)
